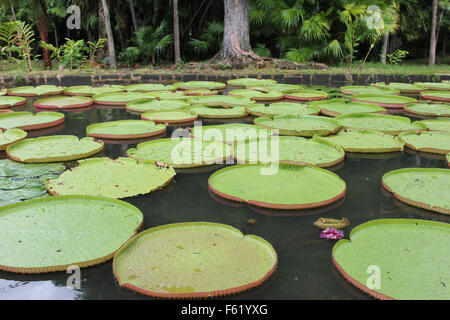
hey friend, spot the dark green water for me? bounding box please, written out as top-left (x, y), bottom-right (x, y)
top-left (0, 95), bottom-right (448, 300)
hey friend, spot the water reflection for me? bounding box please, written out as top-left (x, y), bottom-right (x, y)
top-left (0, 279), bottom-right (82, 300)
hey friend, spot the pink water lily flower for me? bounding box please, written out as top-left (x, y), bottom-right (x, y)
top-left (320, 228), bottom-right (344, 240)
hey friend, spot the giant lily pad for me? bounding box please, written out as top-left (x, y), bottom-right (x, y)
top-left (310, 98), bottom-right (386, 117)
top-left (228, 89), bottom-right (284, 101)
top-left (127, 138), bottom-right (232, 168)
top-left (414, 118), bottom-right (450, 133)
top-left (0, 111), bottom-right (65, 131)
top-left (34, 96), bottom-right (93, 109)
top-left (228, 78), bottom-right (277, 87)
top-left (6, 136), bottom-right (104, 163)
top-left (149, 91), bottom-right (190, 100)
top-left (316, 130), bottom-right (405, 153)
top-left (284, 90), bottom-right (329, 102)
top-left (0, 129), bottom-right (27, 150)
top-left (183, 89), bottom-right (218, 96)
top-left (254, 115), bottom-right (341, 137)
top-left (382, 168), bottom-right (450, 214)
top-left (113, 222), bottom-right (277, 298)
top-left (0, 195), bottom-right (143, 273)
top-left (209, 164), bottom-right (347, 209)
top-left (404, 103), bottom-right (450, 117)
top-left (93, 92), bottom-right (156, 105)
top-left (191, 124), bottom-right (272, 144)
top-left (126, 99), bottom-right (189, 113)
top-left (141, 110), bottom-right (198, 124)
top-left (0, 96), bottom-right (26, 108)
top-left (340, 86), bottom-right (400, 96)
top-left (45, 158), bottom-right (175, 199)
top-left (420, 91), bottom-right (450, 102)
top-left (372, 82), bottom-right (425, 93)
top-left (351, 94), bottom-right (418, 108)
top-left (125, 84), bottom-right (169, 92)
top-left (332, 219), bottom-right (450, 300)
top-left (189, 95), bottom-right (254, 107)
top-left (233, 136), bottom-right (345, 168)
top-left (414, 82), bottom-right (450, 91)
top-left (246, 102), bottom-right (320, 117)
top-left (7, 85), bottom-right (63, 97)
top-left (398, 131), bottom-right (450, 155)
top-left (175, 81), bottom-right (226, 90)
top-left (335, 113), bottom-right (425, 135)
top-left (86, 120), bottom-right (166, 139)
top-left (64, 85), bottom-right (125, 96)
top-left (248, 84), bottom-right (302, 93)
top-left (187, 105), bottom-right (248, 118)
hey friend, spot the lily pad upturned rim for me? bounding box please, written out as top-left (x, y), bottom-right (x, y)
top-left (414, 82), bottom-right (450, 91)
top-left (403, 103), bottom-right (450, 117)
top-left (113, 222), bottom-right (278, 298)
top-left (141, 110), bottom-right (198, 123)
top-left (398, 131), bottom-right (450, 155)
top-left (228, 89), bottom-right (285, 101)
top-left (311, 99), bottom-right (387, 117)
top-left (284, 90), bottom-right (329, 101)
top-left (86, 120), bottom-right (167, 139)
top-left (382, 168), bottom-right (450, 215)
top-left (34, 96), bottom-right (94, 109)
top-left (227, 78), bottom-right (277, 87)
top-left (209, 163), bottom-right (347, 210)
top-left (246, 103), bottom-right (321, 117)
top-left (340, 85), bottom-right (400, 96)
top-left (93, 93), bottom-right (156, 105)
top-left (351, 94), bottom-right (418, 108)
top-left (414, 118), bottom-right (450, 132)
top-left (0, 128), bottom-right (27, 151)
top-left (0, 111), bottom-right (65, 131)
top-left (0, 195), bottom-right (143, 274)
top-left (420, 91), bottom-right (450, 102)
top-left (183, 89), bottom-right (219, 96)
top-left (332, 218), bottom-right (450, 300)
top-left (7, 86), bottom-right (64, 97)
top-left (175, 81), bottom-right (226, 90)
top-left (6, 135), bottom-right (104, 163)
top-left (63, 85), bottom-right (125, 96)
top-left (0, 96), bottom-right (27, 108)
top-left (126, 98), bottom-right (190, 113)
top-left (187, 105), bottom-right (249, 119)
top-left (125, 83), bottom-right (170, 93)
top-left (372, 82), bottom-right (426, 93)
top-left (188, 95), bottom-right (255, 107)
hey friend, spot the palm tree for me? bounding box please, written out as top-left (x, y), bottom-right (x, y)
top-left (430, 0), bottom-right (438, 65)
top-left (100, 0), bottom-right (116, 68)
top-left (173, 0), bottom-right (180, 64)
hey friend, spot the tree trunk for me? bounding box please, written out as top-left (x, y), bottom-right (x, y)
top-left (128, 0), bottom-right (139, 33)
top-left (173, 0), bottom-right (181, 64)
top-left (10, 1), bottom-right (16, 21)
top-left (429, 0), bottom-right (438, 65)
top-left (217, 0), bottom-right (260, 64)
top-left (380, 32), bottom-right (389, 64)
top-left (100, 0), bottom-right (117, 68)
top-left (37, 0), bottom-right (52, 69)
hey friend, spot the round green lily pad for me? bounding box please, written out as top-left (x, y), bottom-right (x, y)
top-left (255, 115), bottom-right (341, 137)
top-left (150, 91), bottom-right (190, 100)
top-left (0, 195), bottom-right (143, 273)
top-left (127, 138), bottom-right (232, 168)
top-left (420, 91), bottom-right (450, 102)
top-left (6, 136), bottom-right (104, 163)
top-left (187, 105), bottom-right (248, 118)
top-left (0, 129), bottom-right (27, 150)
top-left (340, 86), bottom-right (400, 96)
top-left (247, 102), bottom-right (320, 117)
top-left (86, 120), bottom-right (166, 139)
top-left (233, 136), bottom-right (345, 167)
top-left (382, 168), bottom-right (450, 214)
top-left (189, 95), bottom-right (254, 107)
top-left (228, 78), bottom-right (277, 87)
top-left (415, 82), bottom-right (450, 91)
top-left (351, 94), bottom-right (418, 108)
top-left (333, 219), bottom-right (450, 300)
top-left (176, 81), bottom-right (226, 90)
top-left (284, 90), bottom-right (329, 102)
top-left (414, 118), bottom-right (450, 133)
top-left (372, 82), bottom-right (425, 93)
top-left (228, 89), bottom-right (284, 101)
top-left (64, 85), bottom-right (125, 96)
top-left (45, 158), bottom-right (176, 199)
top-left (403, 103), bottom-right (450, 117)
top-left (310, 98), bottom-right (387, 117)
top-left (335, 113), bottom-right (425, 135)
top-left (113, 222), bottom-right (278, 298)
top-left (125, 83), bottom-right (169, 92)
top-left (191, 124), bottom-right (273, 144)
top-left (7, 85), bottom-right (63, 97)
top-left (398, 131), bottom-right (450, 155)
top-left (209, 164), bottom-right (347, 209)
top-left (141, 110), bottom-right (198, 123)
top-left (34, 96), bottom-right (93, 109)
top-left (126, 99), bottom-right (189, 113)
top-left (248, 84), bottom-right (302, 93)
top-left (183, 89), bottom-right (219, 96)
top-left (316, 130), bottom-right (405, 153)
top-left (93, 92), bottom-right (156, 105)
top-left (0, 111), bottom-right (65, 131)
top-left (0, 96), bottom-right (26, 108)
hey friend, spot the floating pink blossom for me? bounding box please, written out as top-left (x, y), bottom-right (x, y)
top-left (320, 228), bottom-right (344, 240)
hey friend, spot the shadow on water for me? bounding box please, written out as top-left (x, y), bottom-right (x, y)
top-left (0, 94), bottom-right (449, 300)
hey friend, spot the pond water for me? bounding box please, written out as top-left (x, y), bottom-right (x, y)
top-left (0, 89), bottom-right (448, 300)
